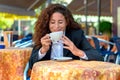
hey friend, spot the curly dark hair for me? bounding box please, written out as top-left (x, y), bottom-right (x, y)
top-left (33, 4), bottom-right (81, 48)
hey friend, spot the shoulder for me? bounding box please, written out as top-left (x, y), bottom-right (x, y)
top-left (66, 29), bottom-right (85, 40)
top-left (68, 29), bottom-right (86, 44)
top-left (70, 29), bottom-right (84, 36)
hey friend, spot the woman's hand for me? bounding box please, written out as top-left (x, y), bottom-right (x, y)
top-left (40, 34), bottom-right (51, 54)
top-left (62, 35), bottom-right (85, 57)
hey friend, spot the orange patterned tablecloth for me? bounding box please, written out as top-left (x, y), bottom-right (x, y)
top-left (31, 60), bottom-right (120, 80)
top-left (0, 47), bottom-right (32, 80)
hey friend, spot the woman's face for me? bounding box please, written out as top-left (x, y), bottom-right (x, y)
top-left (49, 12), bottom-right (67, 32)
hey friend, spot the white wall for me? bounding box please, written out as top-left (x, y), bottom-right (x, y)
top-left (117, 7), bottom-right (120, 37)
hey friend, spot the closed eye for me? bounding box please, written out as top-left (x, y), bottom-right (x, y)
top-left (50, 21), bottom-right (55, 24)
top-left (58, 21), bottom-right (63, 24)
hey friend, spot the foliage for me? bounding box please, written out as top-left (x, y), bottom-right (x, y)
top-left (99, 21), bottom-right (112, 34)
top-left (0, 18), bottom-right (14, 30)
top-left (0, 12), bottom-right (35, 30)
top-left (99, 20), bottom-right (112, 38)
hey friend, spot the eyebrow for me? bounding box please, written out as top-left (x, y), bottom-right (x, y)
top-left (50, 19), bottom-right (64, 21)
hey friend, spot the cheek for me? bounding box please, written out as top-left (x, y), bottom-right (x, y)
top-left (49, 25), bottom-right (55, 32)
top-left (61, 24), bottom-right (66, 31)
top-left (62, 26), bottom-right (66, 30)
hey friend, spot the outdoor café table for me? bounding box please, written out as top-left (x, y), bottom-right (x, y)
top-left (0, 47), bottom-right (32, 80)
top-left (31, 60), bottom-right (120, 80)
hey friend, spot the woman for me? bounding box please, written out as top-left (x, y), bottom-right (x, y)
top-left (29, 4), bottom-right (103, 69)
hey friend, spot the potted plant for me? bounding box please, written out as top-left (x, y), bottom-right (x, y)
top-left (99, 20), bottom-right (112, 39)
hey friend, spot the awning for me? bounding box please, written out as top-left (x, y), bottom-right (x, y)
top-left (67, 0), bottom-right (112, 16)
top-left (0, 0), bottom-right (46, 16)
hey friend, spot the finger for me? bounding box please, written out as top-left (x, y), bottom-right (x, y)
top-left (43, 42), bottom-right (51, 46)
top-left (64, 46), bottom-right (70, 50)
top-left (62, 35), bottom-right (70, 41)
top-left (42, 39), bottom-right (51, 45)
top-left (43, 38), bottom-right (51, 42)
top-left (42, 41), bottom-right (51, 48)
top-left (62, 36), bottom-right (71, 46)
top-left (42, 34), bottom-right (50, 39)
top-left (41, 39), bottom-right (51, 48)
top-left (62, 40), bottom-right (69, 46)
top-left (41, 35), bottom-right (51, 42)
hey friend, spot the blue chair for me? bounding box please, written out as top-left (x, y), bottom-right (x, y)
top-left (92, 36), bottom-right (115, 62)
top-left (13, 34), bottom-right (33, 48)
top-left (14, 40), bottom-right (34, 48)
top-left (91, 37), bottom-right (101, 53)
top-left (113, 37), bottom-right (120, 64)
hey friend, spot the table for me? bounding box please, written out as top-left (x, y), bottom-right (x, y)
top-left (0, 47), bottom-right (32, 80)
top-left (31, 60), bottom-right (120, 80)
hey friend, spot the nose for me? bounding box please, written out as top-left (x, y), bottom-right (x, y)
top-left (55, 23), bottom-right (59, 28)
top-left (55, 23), bottom-right (60, 29)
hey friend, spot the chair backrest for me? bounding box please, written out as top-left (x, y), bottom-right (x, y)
top-left (112, 36), bottom-right (120, 64)
top-left (24, 62), bottom-right (31, 80)
top-left (3, 31), bottom-right (13, 48)
top-left (92, 36), bottom-right (116, 62)
top-left (113, 37), bottom-right (120, 54)
top-left (92, 37), bottom-right (101, 53)
top-left (92, 36), bottom-right (112, 55)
